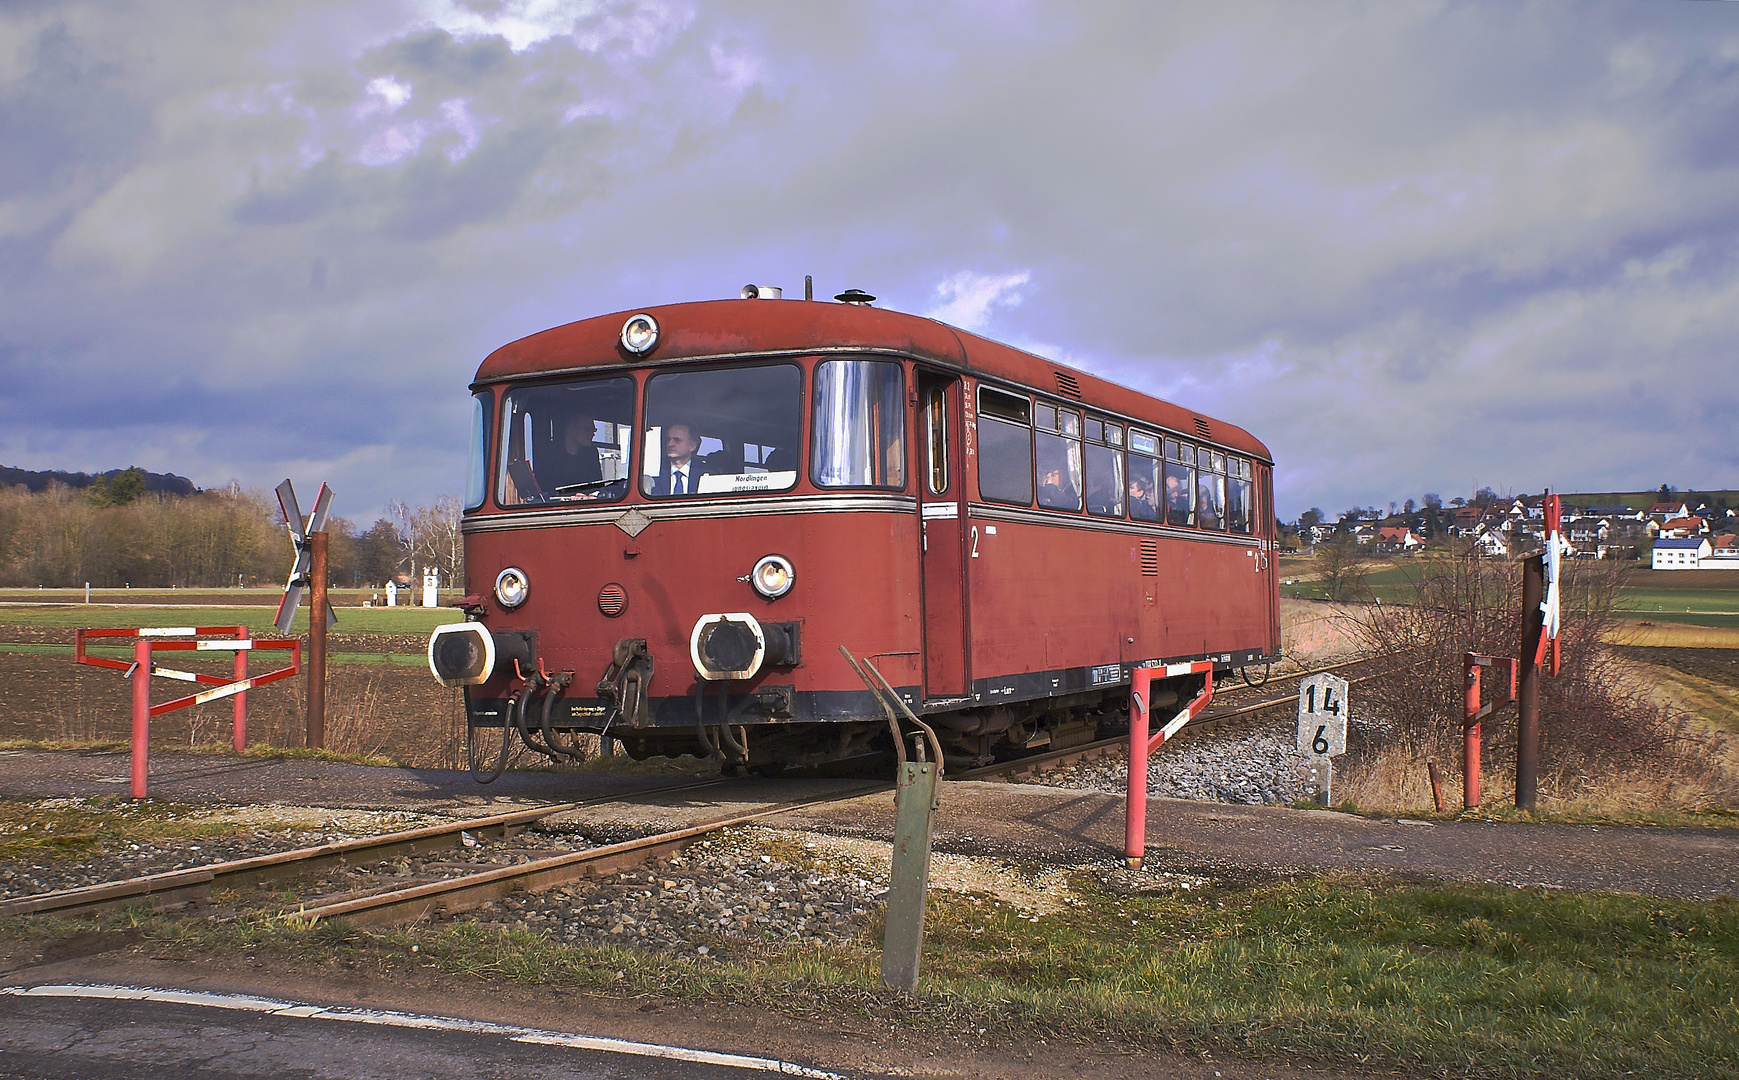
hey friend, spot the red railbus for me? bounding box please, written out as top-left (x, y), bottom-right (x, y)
top-left (428, 290), bottom-right (1280, 778)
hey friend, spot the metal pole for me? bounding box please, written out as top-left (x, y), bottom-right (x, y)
top-left (1125, 667), bottom-right (1151, 870)
top-left (881, 755), bottom-right (939, 994)
top-left (131, 640), bottom-right (151, 799)
top-left (308, 531), bottom-right (328, 750)
top-left (1517, 554), bottom-right (1544, 810)
top-left (1463, 653), bottom-right (1481, 809)
top-left (233, 626), bottom-right (248, 753)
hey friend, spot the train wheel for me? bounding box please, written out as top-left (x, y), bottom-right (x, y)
top-left (1240, 663), bottom-right (1272, 689)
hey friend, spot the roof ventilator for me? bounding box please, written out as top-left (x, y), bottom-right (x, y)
top-left (1054, 371), bottom-right (1082, 399)
top-left (1193, 416), bottom-right (1212, 440)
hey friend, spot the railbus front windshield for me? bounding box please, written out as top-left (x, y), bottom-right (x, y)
top-left (499, 376), bottom-right (635, 506)
top-left (642, 363), bottom-right (803, 497)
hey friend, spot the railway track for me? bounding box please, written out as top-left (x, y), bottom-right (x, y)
top-left (4, 655), bottom-right (1394, 929)
top-left (0, 777), bottom-right (738, 920)
top-left (956, 653), bottom-right (1400, 781)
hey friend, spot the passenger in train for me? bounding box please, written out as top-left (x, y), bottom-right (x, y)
top-left (1128, 473), bottom-right (1157, 522)
top-left (647, 423), bottom-right (707, 496)
top-left (1197, 472), bottom-right (1223, 530)
top-left (1165, 473), bottom-right (1191, 522)
top-left (1037, 465), bottom-right (1077, 510)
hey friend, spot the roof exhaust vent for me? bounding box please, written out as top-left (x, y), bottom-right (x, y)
top-left (740, 284), bottom-right (782, 300)
top-left (834, 289), bottom-right (875, 305)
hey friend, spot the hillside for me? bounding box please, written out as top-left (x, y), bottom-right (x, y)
top-left (0, 465), bottom-right (197, 497)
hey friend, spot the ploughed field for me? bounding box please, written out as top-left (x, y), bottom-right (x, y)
top-left (0, 608), bottom-right (465, 767)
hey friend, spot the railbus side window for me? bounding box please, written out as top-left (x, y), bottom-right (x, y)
top-left (976, 387), bottom-right (1033, 505)
top-left (924, 384), bottom-right (949, 494)
top-left (1035, 404), bottom-right (1083, 512)
top-left (1163, 437), bottom-right (1195, 526)
top-left (1084, 417), bottom-right (1124, 518)
top-left (464, 390), bottom-right (491, 511)
top-left (812, 359), bottom-right (905, 489)
top-left (1128, 430), bottom-right (1160, 523)
top-left (1197, 448), bottom-right (1226, 531)
top-left (1227, 457), bottom-right (1252, 533)
top-left (498, 376), bottom-right (635, 507)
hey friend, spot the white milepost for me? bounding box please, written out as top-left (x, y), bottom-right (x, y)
top-left (1297, 673), bottom-right (1350, 806)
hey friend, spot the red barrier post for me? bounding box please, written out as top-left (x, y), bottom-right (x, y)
top-left (131, 640), bottom-right (151, 799)
top-left (1125, 666), bottom-right (1151, 870)
top-left (1463, 653), bottom-right (1481, 809)
top-left (308, 531), bottom-right (328, 750)
top-left (233, 626), bottom-right (248, 753)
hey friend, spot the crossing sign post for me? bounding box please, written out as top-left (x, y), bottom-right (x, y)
top-left (1297, 673), bottom-right (1349, 806)
top-left (274, 480), bottom-right (335, 749)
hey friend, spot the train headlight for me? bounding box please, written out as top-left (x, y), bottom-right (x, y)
top-left (748, 554), bottom-right (794, 599)
top-left (620, 312), bottom-right (659, 354)
top-left (494, 566), bottom-right (530, 609)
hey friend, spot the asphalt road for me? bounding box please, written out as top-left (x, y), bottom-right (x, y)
top-left (0, 985), bottom-right (852, 1080)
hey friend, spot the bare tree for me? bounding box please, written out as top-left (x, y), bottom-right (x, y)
top-left (393, 497), bottom-right (464, 586)
top-left (1314, 532), bottom-right (1369, 602)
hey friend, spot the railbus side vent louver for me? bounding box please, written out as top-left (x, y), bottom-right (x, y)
top-left (1192, 416), bottom-right (1212, 440)
top-left (1139, 540), bottom-right (1159, 577)
top-left (1054, 371), bottom-right (1081, 399)
top-left (598, 583), bottom-right (627, 617)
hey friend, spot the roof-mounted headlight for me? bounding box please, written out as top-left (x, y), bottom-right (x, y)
top-left (748, 554), bottom-right (794, 599)
top-left (620, 312), bottom-right (659, 354)
top-left (494, 566), bottom-right (529, 609)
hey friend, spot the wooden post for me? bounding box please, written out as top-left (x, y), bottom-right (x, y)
top-left (308, 531), bottom-right (328, 751)
top-left (881, 757), bottom-right (939, 994)
top-left (1516, 554), bottom-right (1544, 810)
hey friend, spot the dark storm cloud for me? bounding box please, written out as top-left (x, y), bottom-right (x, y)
top-left (0, 0), bottom-right (1734, 520)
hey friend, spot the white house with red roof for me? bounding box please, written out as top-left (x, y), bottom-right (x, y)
top-left (1376, 527), bottom-right (1424, 554)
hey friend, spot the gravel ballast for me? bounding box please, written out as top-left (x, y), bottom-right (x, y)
top-left (1031, 709), bottom-right (1318, 806)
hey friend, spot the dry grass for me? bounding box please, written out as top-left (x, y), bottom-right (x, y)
top-left (1338, 741), bottom-right (1738, 821)
top-left (1278, 597), bottom-right (1362, 667)
top-left (1609, 622), bottom-right (1739, 649)
top-left (1334, 554), bottom-right (1739, 816)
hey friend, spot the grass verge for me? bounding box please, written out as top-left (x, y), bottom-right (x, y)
top-left (10, 868), bottom-right (1735, 1080)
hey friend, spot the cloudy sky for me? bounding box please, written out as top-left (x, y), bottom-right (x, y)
top-left (2, 0), bottom-right (1735, 522)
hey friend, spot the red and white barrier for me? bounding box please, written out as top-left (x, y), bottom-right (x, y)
top-left (1125, 660), bottom-right (1217, 869)
top-left (74, 627), bottom-right (301, 798)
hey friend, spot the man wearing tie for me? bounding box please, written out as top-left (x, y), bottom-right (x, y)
top-left (648, 423), bottom-right (705, 496)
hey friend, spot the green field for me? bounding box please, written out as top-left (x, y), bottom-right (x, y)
top-left (0, 641), bottom-right (431, 665)
top-left (0, 604), bottom-right (460, 635)
top-left (1279, 556), bottom-right (1739, 626)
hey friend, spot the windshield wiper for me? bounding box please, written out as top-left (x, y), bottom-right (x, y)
top-left (553, 478), bottom-right (626, 495)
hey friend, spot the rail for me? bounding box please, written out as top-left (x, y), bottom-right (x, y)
top-left (0, 777), bottom-right (734, 919)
